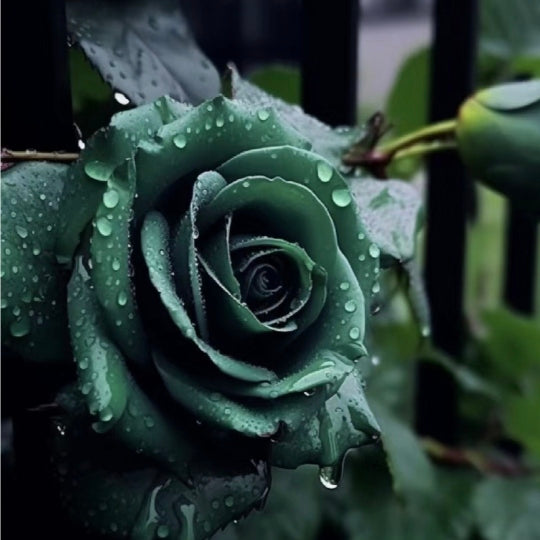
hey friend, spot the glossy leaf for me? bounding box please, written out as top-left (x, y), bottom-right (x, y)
top-left (214, 466), bottom-right (321, 540)
top-left (349, 177), bottom-right (424, 264)
top-left (227, 66), bottom-right (365, 167)
top-left (474, 477), bottom-right (540, 540)
top-left (67, 0), bottom-right (220, 106)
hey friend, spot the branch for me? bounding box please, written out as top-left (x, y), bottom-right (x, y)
top-left (422, 437), bottom-right (532, 477)
top-left (2, 149), bottom-right (80, 164)
top-left (342, 119), bottom-right (458, 177)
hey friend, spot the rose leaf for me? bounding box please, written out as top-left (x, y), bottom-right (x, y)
top-left (349, 177), bottom-right (424, 266)
top-left (226, 66), bottom-right (365, 168)
top-left (66, 0), bottom-right (220, 106)
top-left (1, 162), bottom-right (71, 363)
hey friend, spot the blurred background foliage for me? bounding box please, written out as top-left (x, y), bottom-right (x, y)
top-left (41, 0), bottom-right (540, 538)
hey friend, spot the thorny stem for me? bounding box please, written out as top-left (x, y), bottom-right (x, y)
top-left (377, 119), bottom-right (457, 156)
top-left (423, 437), bottom-right (531, 477)
top-left (1, 149), bottom-right (80, 163)
top-left (393, 140), bottom-right (458, 162)
top-left (342, 119), bottom-right (458, 176)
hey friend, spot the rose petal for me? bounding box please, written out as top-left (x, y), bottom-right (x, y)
top-left (56, 96), bottom-right (190, 263)
top-left (141, 211), bottom-right (277, 383)
top-left (90, 158), bottom-right (149, 365)
top-left (133, 95), bottom-right (312, 217)
top-left (217, 145), bottom-right (380, 305)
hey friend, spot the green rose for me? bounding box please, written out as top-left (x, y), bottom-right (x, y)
top-left (2, 92), bottom-right (381, 538)
top-left (456, 79), bottom-right (540, 214)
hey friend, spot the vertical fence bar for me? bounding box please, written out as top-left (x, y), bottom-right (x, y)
top-left (415, 0), bottom-right (478, 444)
top-left (2, 0), bottom-right (76, 150)
top-left (301, 0), bottom-right (359, 126)
top-left (2, 2), bottom-right (76, 539)
top-left (504, 207), bottom-right (538, 315)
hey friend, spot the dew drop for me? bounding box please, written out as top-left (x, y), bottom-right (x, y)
top-left (15, 225), bottom-right (28, 238)
top-left (173, 134), bottom-right (187, 149)
top-left (319, 463), bottom-right (342, 490)
top-left (84, 160), bottom-right (114, 182)
top-left (331, 189), bottom-right (352, 208)
top-left (117, 290), bottom-right (128, 306)
top-left (245, 121), bottom-right (253, 131)
top-left (79, 357), bottom-right (89, 370)
top-left (344, 300), bottom-right (357, 313)
top-left (99, 408), bottom-right (113, 422)
top-left (372, 282), bottom-right (380, 294)
top-left (102, 189), bottom-right (119, 209)
top-left (96, 217), bottom-right (112, 237)
top-left (10, 317), bottom-right (30, 337)
top-left (421, 325), bottom-right (431, 338)
top-left (114, 92), bottom-right (130, 106)
top-left (112, 258), bottom-right (121, 271)
top-left (144, 415), bottom-right (155, 428)
top-left (257, 109), bottom-right (270, 121)
top-left (215, 116), bottom-right (225, 127)
top-left (339, 281), bottom-right (350, 291)
top-left (224, 496), bottom-right (234, 508)
top-left (349, 326), bottom-right (360, 340)
top-left (316, 161), bottom-right (333, 182)
top-left (369, 243), bottom-right (380, 258)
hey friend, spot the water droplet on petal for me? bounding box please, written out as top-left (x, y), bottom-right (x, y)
top-left (372, 282), bottom-right (380, 294)
top-left (319, 463), bottom-right (342, 490)
top-left (369, 243), bottom-right (380, 258)
top-left (173, 134), bottom-right (187, 149)
top-left (257, 109), bottom-right (270, 121)
top-left (317, 161), bottom-right (333, 182)
top-left (99, 407), bottom-right (113, 422)
top-left (117, 291), bottom-right (128, 306)
top-left (10, 317), bottom-right (30, 337)
top-left (79, 357), bottom-right (89, 370)
top-left (224, 495), bottom-right (234, 508)
top-left (349, 326), bottom-right (360, 340)
top-left (96, 217), bottom-right (112, 237)
top-left (15, 225), bottom-right (28, 238)
top-left (84, 160), bottom-right (114, 182)
top-left (102, 189), bottom-right (119, 209)
top-left (344, 300), bottom-right (357, 313)
top-left (339, 281), bottom-right (350, 291)
top-left (331, 189), bottom-right (352, 208)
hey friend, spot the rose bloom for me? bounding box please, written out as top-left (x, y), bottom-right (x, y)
top-left (2, 91), bottom-right (381, 539)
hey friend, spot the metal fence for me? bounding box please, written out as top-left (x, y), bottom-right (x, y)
top-left (2, 0), bottom-right (538, 537)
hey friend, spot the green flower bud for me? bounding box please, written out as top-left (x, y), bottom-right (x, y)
top-left (456, 79), bottom-right (540, 214)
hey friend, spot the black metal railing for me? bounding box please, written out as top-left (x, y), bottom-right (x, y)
top-left (2, 1), bottom-right (538, 538)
